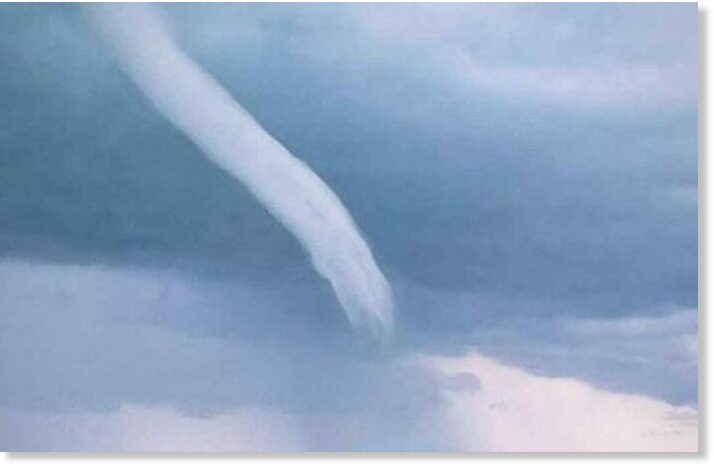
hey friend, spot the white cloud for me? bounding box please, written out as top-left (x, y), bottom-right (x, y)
top-left (344, 3), bottom-right (697, 112)
top-left (423, 351), bottom-right (698, 452)
top-left (162, 3), bottom-right (696, 114)
top-left (0, 260), bottom-right (699, 451)
top-left (452, 59), bottom-right (695, 111)
top-left (1, 350), bottom-right (699, 452)
top-left (0, 405), bottom-right (301, 452)
top-left (565, 308), bottom-right (697, 337)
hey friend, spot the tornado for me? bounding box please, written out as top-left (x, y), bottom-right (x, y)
top-left (85, 4), bottom-right (394, 341)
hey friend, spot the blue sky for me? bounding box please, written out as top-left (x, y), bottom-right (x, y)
top-left (0, 3), bottom-right (699, 451)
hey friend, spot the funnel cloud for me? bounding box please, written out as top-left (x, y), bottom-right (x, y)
top-left (85, 4), bottom-right (394, 340)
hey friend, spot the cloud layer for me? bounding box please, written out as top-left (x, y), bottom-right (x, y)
top-left (0, 260), bottom-right (698, 451)
top-left (0, 3), bottom-right (696, 317)
top-left (426, 352), bottom-right (698, 452)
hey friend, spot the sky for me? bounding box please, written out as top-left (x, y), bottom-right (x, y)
top-left (0, 3), bottom-right (699, 452)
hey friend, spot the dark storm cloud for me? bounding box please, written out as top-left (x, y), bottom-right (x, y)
top-left (0, 2), bottom-right (698, 436)
top-left (0, 4), bottom-right (696, 326)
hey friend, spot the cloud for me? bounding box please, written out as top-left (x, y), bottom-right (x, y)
top-left (0, 3), bottom-right (697, 316)
top-left (0, 3), bottom-right (698, 451)
top-left (0, 260), bottom-right (698, 451)
top-left (85, 3), bottom-right (394, 340)
top-left (342, 2), bottom-right (697, 112)
top-left (565, 307), bottom-right (697, 338)
top-left (0, 260), bottom-right (445, 450)
top-left (452, 61), bottom-right (695, 111)
top-left (398, 284), bottom-right (698, 405)
top-left (0, 405), bottom-right (302, 452)
top-left (424, 351), bottom-right (698, 452)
